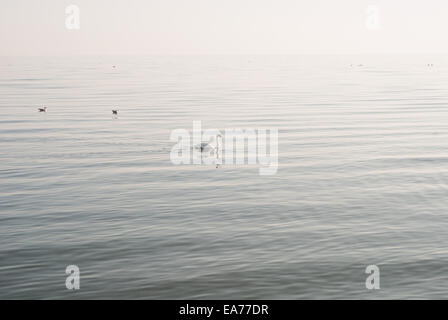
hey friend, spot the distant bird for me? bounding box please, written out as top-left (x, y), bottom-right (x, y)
top-left (112, 110), bottom-right (118, 115)
top-left (38, 107), bottom-right (47, 112)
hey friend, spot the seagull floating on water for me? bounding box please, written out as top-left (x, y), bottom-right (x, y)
top-left (38, 107), bottom-right (47, 112)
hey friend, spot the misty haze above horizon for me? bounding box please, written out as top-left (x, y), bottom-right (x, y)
top-left (1, 0), bottom-right (448, 56)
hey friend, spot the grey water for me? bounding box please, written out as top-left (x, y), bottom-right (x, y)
top-left (1, 55), bottom-right (448, 299)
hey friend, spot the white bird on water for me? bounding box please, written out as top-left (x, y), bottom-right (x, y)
top-left (195, 134), bottom-right (223, 168)
top-left (195, 134), bottom-right (222, 152)
top-left (38, 107), bottom-right (47, 112)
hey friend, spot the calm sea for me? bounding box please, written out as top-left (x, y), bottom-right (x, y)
top-left (1, 55), bottom-right (448, 299)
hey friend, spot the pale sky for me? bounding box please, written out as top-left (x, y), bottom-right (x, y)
top-left (1, 0), bottom-right (448, 56)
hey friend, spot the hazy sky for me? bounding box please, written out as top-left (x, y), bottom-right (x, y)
top-left (1, 0), bottom-right (448, 55)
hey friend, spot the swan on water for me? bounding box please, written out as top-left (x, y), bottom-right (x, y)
top-left (195, 134), bottom-right (223, 168)
top-left (195, 134), bottom-right (222, 152)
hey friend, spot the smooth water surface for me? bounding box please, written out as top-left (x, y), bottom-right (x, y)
top-left (1, 55), bottom-right (448, 299)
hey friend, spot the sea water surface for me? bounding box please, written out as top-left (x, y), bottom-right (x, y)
top-left (1, 55), bottom-right (448, 299)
